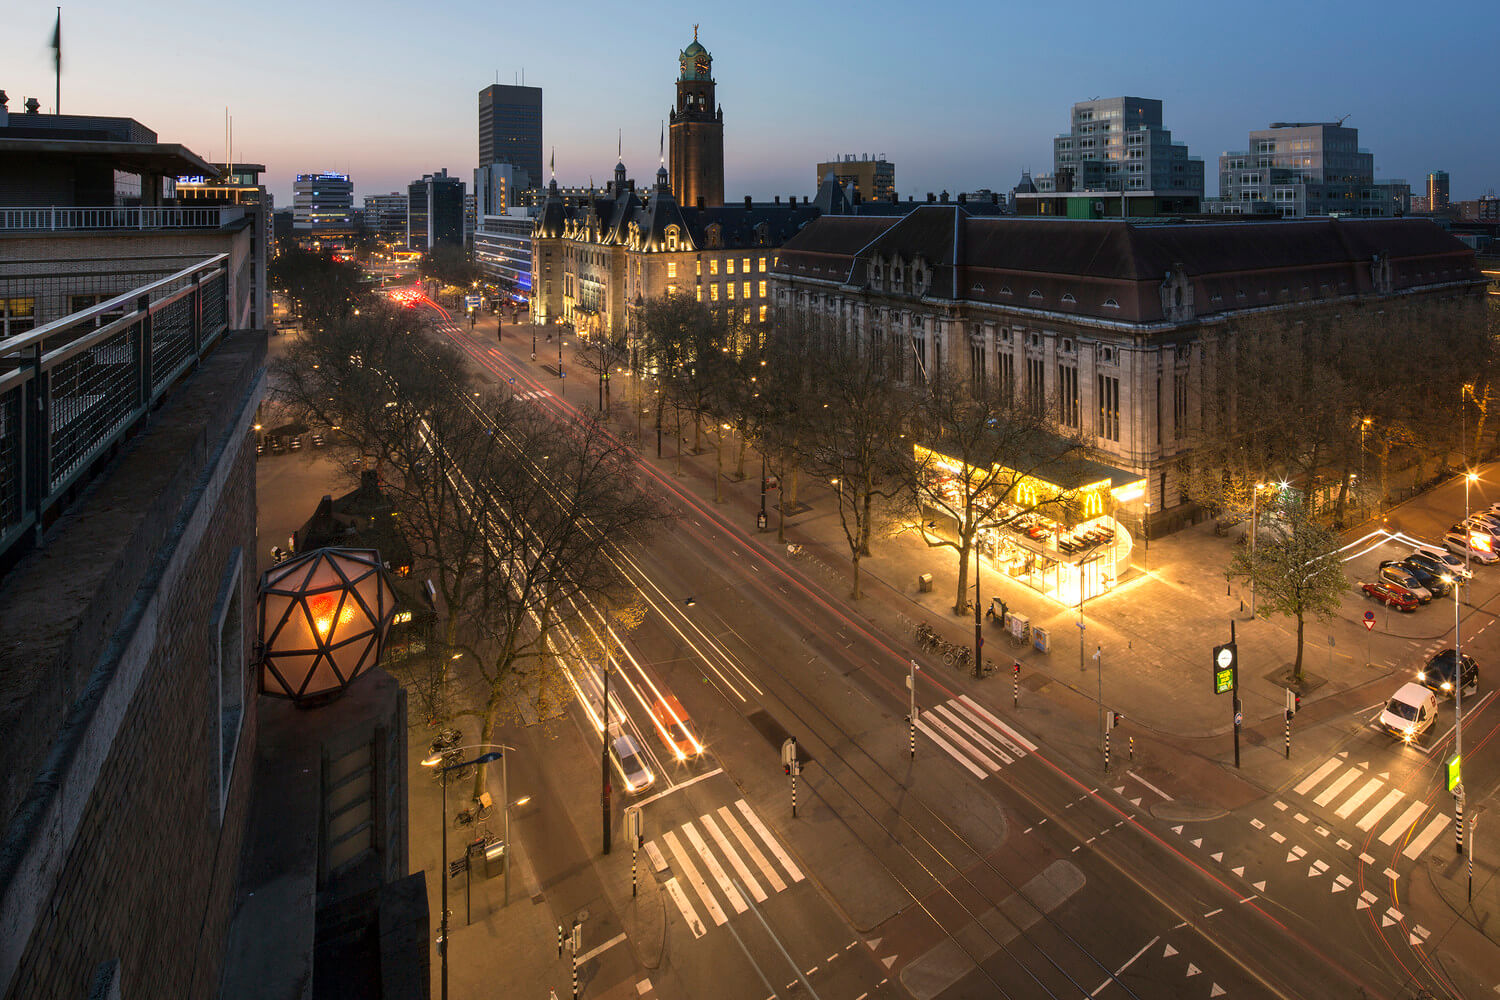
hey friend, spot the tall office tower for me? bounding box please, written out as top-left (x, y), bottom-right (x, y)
top-left (1428, 171), bottom-right (1450, 212)
top-left (669, 27), bottom-right (724, 209)
top-left (407, 169), bottom-right (465, 250)
top-left (291, 172), bottom-right (354, 237)
top-left (478, 84), bottom-right (543, 188)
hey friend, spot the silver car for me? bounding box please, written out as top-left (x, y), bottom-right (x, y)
top-left (611, 734), bottom-right (655, 794)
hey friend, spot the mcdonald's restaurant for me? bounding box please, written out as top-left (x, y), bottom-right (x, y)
top-left (914, 444), bottom-right (1147, 609)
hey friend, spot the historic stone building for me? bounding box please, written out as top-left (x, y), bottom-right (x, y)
top-left (669, 28), bottom-right (724, 210)
top-left (772, 209), bottom-right (1486, 532)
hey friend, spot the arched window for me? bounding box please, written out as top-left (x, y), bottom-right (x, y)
top-left (999, 285), bottom-right (1013, 296)
top-left (665, 226), bottom-right (680, 251)
top-left (1028, 289), bottom-right (1043, 300)
top-left (1103, 298), bottom-right (1120, 309)
top-left (1061, 293), bottom-right (1077, 304)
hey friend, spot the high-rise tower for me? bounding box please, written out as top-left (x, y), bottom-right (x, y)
top-left (668, 27), bottom-right (724, 209)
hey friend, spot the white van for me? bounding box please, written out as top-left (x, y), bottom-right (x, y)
top-left (1379, 682), bottom-right (1439, 744)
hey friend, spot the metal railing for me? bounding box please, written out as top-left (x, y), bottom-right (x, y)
top-left (0, 254), bottom-right (231, 564)
top-left (0, 206), bottom-right (245, 231)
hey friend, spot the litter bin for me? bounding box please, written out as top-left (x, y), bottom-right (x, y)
top-left (918, 573), bottom-right (934, 593)
top-left (483, 838), bottom-right (507, 878)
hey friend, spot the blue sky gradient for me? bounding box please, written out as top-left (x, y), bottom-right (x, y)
top-left (5, 0), bottom-right (1494, 206)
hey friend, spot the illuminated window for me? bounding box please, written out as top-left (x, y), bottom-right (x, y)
top-left (727, 258), bottom-right (736, 275)
top-left (710, 259), bottom-right (719, 276)
top-left (711, 284), bottom-right (719, 301)
top-left (758, 280), bottom-right (767, 297)
top-left (759, 304), bottom-right (767, 322)
top-left (742, 257), bottom-right (750, 273)
top-left (743, 281), bottom-right (750, 298)
top-left (667, 284), bottom-right (677, 295)
top-left (695, 259), bottom-right (702, 276)
top-left (727, 283), bottom-right (736, 300)
top-left (696, 287), bottom-right (703, 301)
top-left (667, 262), bottom-right (678, 279)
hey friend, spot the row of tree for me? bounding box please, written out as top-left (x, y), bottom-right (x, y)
top-left (272, 296), bottom-right (665, 796)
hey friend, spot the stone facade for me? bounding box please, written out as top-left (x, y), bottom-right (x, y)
top-left (0, 330), bottom-right (266, 999)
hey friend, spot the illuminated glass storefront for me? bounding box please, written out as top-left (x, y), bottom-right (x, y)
top-left (915, 444), bottom-right (1146, 607)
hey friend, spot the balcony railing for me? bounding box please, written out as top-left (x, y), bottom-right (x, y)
top-left (0, 205), bottom-right (245, 232)
top-left (0, 254), bottom-right (231, 565)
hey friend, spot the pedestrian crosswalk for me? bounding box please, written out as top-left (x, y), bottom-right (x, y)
top-left (915, 695), bottom-right (1037, 780)
top-left (649, 799), bottom-right (805, 938)
top-left (513, 389), bottom-right (552, 401)
top-left (1286, 753), bottom-right (1450, 861)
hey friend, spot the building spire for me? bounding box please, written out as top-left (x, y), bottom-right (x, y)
top-left (693, 23), bottom-right (698, 41)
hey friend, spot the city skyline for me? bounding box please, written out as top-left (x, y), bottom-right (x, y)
top-left (3, 0), bottom-right (1495, 206)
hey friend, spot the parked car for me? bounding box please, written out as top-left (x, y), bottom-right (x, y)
top-left (1382, 558), bottom-right (1451, 597)
top-left (1443, 529), bottom-right (1499, 564)
top-left (1419, 649), bottom-right (1479, 698)
top-left (610, 734), bottom-right (655, 794)
top-left (1408, 548), bottom-right (1471, 582)
top-left (1361, 580), bottom-right (1419, 612)
top-left (652, 695), bottom-right (703, 761)
top-left (1377, 564), bottom-right (1431, 603)
top-left (1460, 518), bottom-right (1500, 543)
top-left (1380, 683), bottom-right (1439, 743)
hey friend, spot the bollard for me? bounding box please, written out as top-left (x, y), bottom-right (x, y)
top-left (791, 771), bottom-right (797, 818)
top-left (1104, 729), bottom-right (1111, 772)
top-left (1129, 736), bottom-right (1134, 762)
top-left (1285, 714), bottom-right (1291, 760)
top-left (908, 715), bottom-right (915, 760)
top-left (558, 924), bottom-right (563, 958)
top-left (572, 948), bottom-right (578, 1000)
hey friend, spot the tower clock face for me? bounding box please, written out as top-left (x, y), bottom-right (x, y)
top-left (695, 58), bottom-right (708, 75)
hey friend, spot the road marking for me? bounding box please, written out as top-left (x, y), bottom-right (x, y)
top-left (915, 717), bottom-right (989, 778)
top-left (1358, 890), bottom-right (1377, 909)
top-left (1090, 935), bottom-right (1159, 996)
top-left (1293, 813), bottom-right (1309, 824)
top-left (1250, 818), bottom-right (1265, 830)
top-left (1314, 768), bottom-right (1363, 806)
top-left (736, 800), bottom-right (804, 882)
top-left (1384, 868), bottom-right (1400, 882)
top-left (956, 694), bottom-right (1038, 752)
top-left (717, 805), bottom-right (786, 893)
top-left (662, 877), bottom-right (706, 937)
top-left (1380, 802), bottom-right (1429, 845)
top-left (1294, 758), bottom-right (1344, 796)
top-left (1333, 875), bottom-right (1352, 892)
top-left (634, 767), bottom-right (725, 808)
top-left (1270, 831), bottom-right (1286, 843)
top-left (700, 813), bottom-right (766, 903)
top-left (934, 702), bottom-right (1016, 764)
top-left (1125, 770), bottom-right (1173, 801)
top-left (1336, 778), bottom-right (1384, 819)
top-left (576, 932), bottom-right (627, 964)
top-left (1203, 908), bottom-right (1222, 917)
top-left (1274, 800), bottom-right (1288, 811)
top-left (682, 822), bottom-right (747, 914)
top-left (1357, 788), bottom-right (1406, 831)
top-left (1403, 814), bottom-right (1451, 860)
top-left (663, 831), bottom-right (728, 925)
top-left (923, 710), bottom-right (1002, 770)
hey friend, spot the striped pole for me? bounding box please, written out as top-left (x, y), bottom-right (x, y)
top-left (632, 841), bottom-right (638, 898)
top-left (908, 715), bottom-right (915, 759)
top-left (1285, 713), bottom-right (1292, 760)
top-left (1129, 736), bottom-right (1134, 762)
top-left (557, 924), bottom-right (563, 958)
top-left (571, 945), bottom-right (578, 1000)
top-left (1457, 792), bottom-right (1464, 856)
top-left (1104, 729), bottom-right (1111, 772)
top-left (791, 768), bottom-right (797, 818)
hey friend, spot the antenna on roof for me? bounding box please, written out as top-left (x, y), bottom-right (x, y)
top-left (1335, 113), bottom-right (1351, 126)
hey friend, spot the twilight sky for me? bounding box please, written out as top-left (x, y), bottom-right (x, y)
top-left (5, 0), bottom-right (1495, 207)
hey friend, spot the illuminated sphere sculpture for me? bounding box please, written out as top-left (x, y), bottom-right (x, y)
top-left (259, 547), bottom-right (399, 703)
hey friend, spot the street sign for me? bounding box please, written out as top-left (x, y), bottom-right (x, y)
top-left (465, 294), bottom-right (481, 310)
top-left (1235, 710), bottom-right (1243, 726)
top-left (1363, 611), bottom-right (1376, 631)
top-left (1449, 754), bottom-right (1462, 792)
top-left (1213, 642), bottom-right (1238, 695)
top-left (626, 806), bottom-right (643, 847)
top-left (449, 857), bottom-right (468, 878)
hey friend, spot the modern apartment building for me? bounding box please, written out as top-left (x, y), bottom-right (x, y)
top-left (1212, 121), bottom-right (1409, 218)
top-left (406, 169), bottom-right (465, 250)
top-left (473, 208), bottom-right (536, 298)
top-left (1017, 97), bottom-right (1204, 218)
top-left (362, 192), bottom-right (408, 243)
top-left (474, 161), bottom-right (530, 217)
top-left (815, 154), bottom-right (895, 203)
top-left (478, 83), bottom-right (543, 187)
top-left (291, 171), bottom-right (354, 238)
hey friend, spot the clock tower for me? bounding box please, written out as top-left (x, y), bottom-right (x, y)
top-left (669, 27), bottom-right (724, 209)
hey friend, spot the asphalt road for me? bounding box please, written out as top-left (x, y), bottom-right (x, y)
top-left (411, 302), bottom-right (1500, 1000)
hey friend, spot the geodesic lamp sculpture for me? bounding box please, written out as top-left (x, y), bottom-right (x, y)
top-left (258, 547), bottom-right (399, 704)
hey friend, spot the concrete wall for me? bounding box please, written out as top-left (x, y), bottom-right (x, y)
top-left (0, 329), bottom-right (267, 1000)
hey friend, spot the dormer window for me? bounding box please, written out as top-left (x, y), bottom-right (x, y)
top-left (665, 225), bottom-right (680, 251)
top-left (999, 285), bottom-right (1013, 296)
top-left (1028, 289), bottom-right (1043, 300)
top-left (1103, 298), bottom-right (1120, 309)
top-left (1061, 293), bottom-right (1077, 304)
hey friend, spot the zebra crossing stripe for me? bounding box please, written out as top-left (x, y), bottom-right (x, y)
top-left (932, 703), bottom-right (1016, 765)
top-left (1313, 768), bottom-right (1363, 807)
top-left (1357, 789), bottom-right (1405, 831)
top-left (700, 813), bottom-right (767, 903)
top-left (735, 800), bottom-right (805, 882)
top-left (1335, 778), bottom-right (1384, 819)
top-left (683, 821), bottom-right (748, 914)
top-left (915, 718), bottom-right (989, 779)
top-left (1380, 803), bottom-right (1428, 846)
top-left (1402, 814), bottom-right (1451, 860)
top-left (1293, 758), bottom-right (1343, 796)
top-left (662, 877), bottom-right (706, 938)
top-left (717, 805), bottom-right (786, 893)
top-left (922, 711), bottom-right (1002, 770)
top-left (956, 695), bottom-right (1037, 753)
top-left (662, 831), bottom-right (728, 925)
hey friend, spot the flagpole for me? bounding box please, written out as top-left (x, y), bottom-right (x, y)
top-left (54, 8), bottom-right (61, 115)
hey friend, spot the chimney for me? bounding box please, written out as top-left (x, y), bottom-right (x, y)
top-left (927, 192), bottom-right (936, 203)
top-left (774, 195), bottom-right (781, 204)
top-left (940, 190), bottom-right (950, 204)
top-left (0, 90), bottom-right (8, 127)
top-left (24, 97), bottom-right (40, 115)
top-left (744, 195), bottom-right (752, 209)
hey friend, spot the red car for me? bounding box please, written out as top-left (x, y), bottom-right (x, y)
top-left (1362, 580), bottom-right (1418, 612)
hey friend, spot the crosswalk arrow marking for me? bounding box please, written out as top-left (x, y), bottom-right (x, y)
top-left (1409, 933), bottom-right (1423, 946)
top-left (1191, 838), bottom-right (1203, 848)
top-left (1130, 797), bottom-right (1142, 806)
top-left (1286, 852), bottom-right (1301, 863)
top-left (866, 937), bottom-right (881, 950)
top-left (1308, 866), bottom-right (1325, 878)
top-left (1172, 825), bottom-right (1184, 835)
top-left (1231, 866), bottom-right (1245, 876)
top-left (1252, 881), bottom-right (1266, 892)
top-left (1186, 963), bottom-right (1201, 977)
top-left (882, 955), bottom-right (897, 969)
top-left (1382, 914), bottom-right (1398, 928)
top-left (1357, 898), bottom-right (1372, 910)
top-left (1211, 852), bottom-right (1223, 862)
top-left (1113, 786), bottom-right (1125, 794)
top-left (1163, 944), bottom-right (1178, 958)
top-left (1211, 986), bottom-right (1227, 998)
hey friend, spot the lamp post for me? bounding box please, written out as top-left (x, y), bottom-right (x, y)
top-left (973, 533), bottom-right (983, 678)
top-left (1360, 418), bottom-right (1371, 479)
top-left (423, 747), bottom-right (505, 1000)
top-left (1456, 470), bottom-right (1478, 854)
top-left (532, 325), bottom-right (537, 362)
top-left (1250, 483), bottom-right (1265, 616)
top-left (758, 451), bottom-right (769, 532)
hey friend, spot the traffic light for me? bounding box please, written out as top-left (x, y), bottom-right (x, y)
top-left (783, 762), bottom-right (791, 776)
top-left (1111, 711), bottom-right (1124, 729)
top-left (1294, 693), bottom-right (1301, 714)
top-left (1013, 660), bottom-right (1021, 677)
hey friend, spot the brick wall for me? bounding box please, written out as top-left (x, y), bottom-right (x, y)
top-left (0, 330), bottom-right (266, 1000)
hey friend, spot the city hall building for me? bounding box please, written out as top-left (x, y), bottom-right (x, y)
top-left (773, 209), bottom-right (1485, 551)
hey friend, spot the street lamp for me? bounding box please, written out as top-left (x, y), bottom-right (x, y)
top-left (421, 746), bottom-right (506, 1000)
top-left (1360, 418), bottom-right (1371, 479)
top-left (758, 451), bottom-right (769, 531)
top-left (1250, 483), bottom-right (1267, 616)
top-left (1456, 470), bottom-right (1479, 854)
